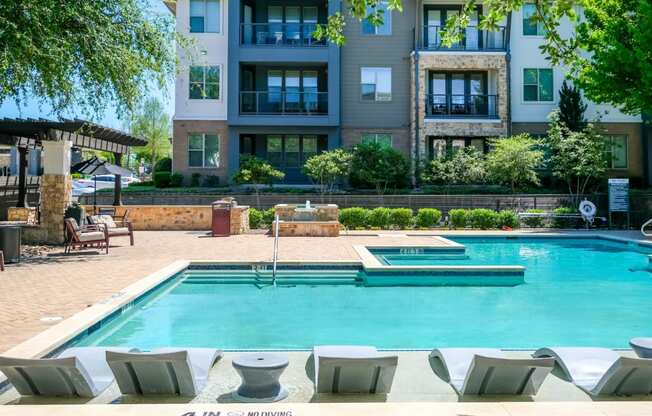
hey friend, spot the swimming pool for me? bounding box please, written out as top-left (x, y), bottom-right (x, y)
top-left (73, 237), bottom-right (652, 350)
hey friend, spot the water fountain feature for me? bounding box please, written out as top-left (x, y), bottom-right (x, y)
top-left (273, 201), bottom-right (340, 237)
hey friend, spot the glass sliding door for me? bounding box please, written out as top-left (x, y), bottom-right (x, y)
top-left (285, 135), bottom-right (301, 167)
top-left (303, 71), bottom-right (318, 113)
top-left (303, 7), bottom-right (318, 45)
top-left (268, 6), bottom-right (283, 44)
top-left (430, 73), bottom-right (447, 115)
top-left (450, 73), bottom-right (466, 114)
top-left (266, 136), bottom-right (283, 166)
top-left (426, 9), bottom-right (441, 48)
top-left (285, 6), bottom-right (300, 43)
top-left (469, 73), bottom-right (487, 115)
top-left (266, 70), bottom-right (283, 113)
top-left (284, 70), bottom-right (300, 112)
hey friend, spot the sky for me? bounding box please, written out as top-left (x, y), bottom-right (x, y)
top-left (0, 0), bottom-right (174, 132)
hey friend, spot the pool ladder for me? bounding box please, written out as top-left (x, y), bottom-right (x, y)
top-left (272, 214), bottom-right (280, 287)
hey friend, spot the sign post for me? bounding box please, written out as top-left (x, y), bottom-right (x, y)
top-left (608, 178), bottom-right (630, 228)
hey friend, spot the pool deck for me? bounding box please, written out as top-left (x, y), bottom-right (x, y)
top-left (1, 229), bottom-right (651, 413)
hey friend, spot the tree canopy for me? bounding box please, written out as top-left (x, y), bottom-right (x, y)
top-left (0, 0), bottom-right (177, 117)
top-left (128, 97), bottom-right (172, 173)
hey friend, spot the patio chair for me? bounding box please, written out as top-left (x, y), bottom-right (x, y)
top-left (88, 211), bottom-right (134, 246)
top-left (0, 347), bottom-right (132, 397)
top-left (429, 348), bottom-right (554, 396)
top-left (64, 217), bottom-right (109, 254)
top-left (312, 345), bottom-right (398, 394)
top-left (534, 347), bottom-right (652, 395)
top-left (106, 348), bottom-right (223, 396)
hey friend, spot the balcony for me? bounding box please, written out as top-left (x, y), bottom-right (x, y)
top-left (419, 26), bottom-right (506, 51)
top-left (240, 91), bottom-right (328, 115)
top-left (425, 94), bottom-right (499, 119)
top-left (240, 23), bottom-right (326, 47)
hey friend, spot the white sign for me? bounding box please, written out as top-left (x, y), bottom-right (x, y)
top-left (608, 178), bottom-right (629, 212)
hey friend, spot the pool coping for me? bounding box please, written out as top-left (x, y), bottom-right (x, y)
top-left (2, 401), bottom-right (652, 416)
top-left (1, 231), bottom-right (648, 392)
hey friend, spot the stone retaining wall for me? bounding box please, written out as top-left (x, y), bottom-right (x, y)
top-left (85, 205), bottom-right (250, 233)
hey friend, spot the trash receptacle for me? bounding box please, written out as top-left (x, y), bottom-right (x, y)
top-left (0, 225), bottom-right (21, 263)
top-left (212, 199), bottom-right (234, 237)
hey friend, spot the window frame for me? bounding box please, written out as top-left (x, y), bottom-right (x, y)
top-left (605, 135), bottom-right (629, 170)
top-left (189, 0), bottom-right (221, 33)
top-left (360, 67), bottom-right (392, 102)
top-left (522, 3), bottom-right (545, 37)
top-left (361, 0), bottom-right (392, 36)
top-left (523, 68), bottom-right (554, 103)
top-left (188, 133), bottom-right (220, 168)
top-left (189, 65), bottom-right (221, 100)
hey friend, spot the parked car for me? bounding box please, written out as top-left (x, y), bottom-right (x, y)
top-left (75, 175), bottom-right (135, 190)
top-left (72, 181), bottom-right (96, 198)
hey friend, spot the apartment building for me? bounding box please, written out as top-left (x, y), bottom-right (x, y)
top-left (169, 0), bottom-right (651, 186)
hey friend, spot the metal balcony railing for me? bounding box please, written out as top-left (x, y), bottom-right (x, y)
top-left (240, 23), bottom-right (327, 47)
top-left (420, 26), bottom-right (506, 51)
top-left (240, 91), bottom-right (328, 115)
top-left (425, 94), bottom-right (499, 118)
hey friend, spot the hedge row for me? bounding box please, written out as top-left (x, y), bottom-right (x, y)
top-left (338, 207), bottom-right (519, 230)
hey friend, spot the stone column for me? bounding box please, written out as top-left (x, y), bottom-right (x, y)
top-left (40, 140), bottom-right (72, 244)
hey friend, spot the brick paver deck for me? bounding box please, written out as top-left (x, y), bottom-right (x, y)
top-left (0, 231), bottom-right (445, 353)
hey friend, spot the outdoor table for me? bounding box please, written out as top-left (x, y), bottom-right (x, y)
top-left (232, 353), bottom-right (289, 402)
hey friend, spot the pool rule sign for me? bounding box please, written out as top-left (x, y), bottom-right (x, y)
top-left (608, 178), bottom-right (630, 228)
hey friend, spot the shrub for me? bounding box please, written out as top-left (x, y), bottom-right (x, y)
top-left (468, 209), bottom-right (499, 229)
top-left (522, 209), bottom-right (546, 228)
top-left (339, 207), bottom-right (369, 229)
top-left (422, 148), bottom-right (487, 186)
top-left (389, 208), bottom-right (413, 229)
top-left (486, 135), bottom-right (544, 193)
top-left (249, 208), bottom-right (263, 229)
top-left (496, 210), bottom-right (519, 229)
top-left (261, 208), bottom-right (276, 228)
top-left (416, 208), bottom-right (442, 228)
top-left (368, 207), bottom-right (391, 229)
top-left (153, 171), bottom-right (171, 188)
top-left (448, 209), bottom-right (469, 229)
top-left (191, 173), bottom-right (201, 187)
top-left (203, 175), bottom-right (220, 187)
top-left (169, 172), bottom-right (183, 187)
top-left (303, 149), bottom-right (352, 194)
top-left (129, 180), bottom-right (154, 187)
top-left (349, 142), bottom-right (410, 194)
top-left (154, 157), bottom-right (172, 172)
top-left (552, 206), bottom-right (579, 228)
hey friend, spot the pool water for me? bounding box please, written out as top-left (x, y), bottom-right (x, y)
top-left (76, 238), bottom-right (652, 350)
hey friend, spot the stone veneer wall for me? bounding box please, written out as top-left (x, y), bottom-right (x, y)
top-left (86, 205), bottom-right (249, 234)
top-left (7, 207), bottom-right (37, 224)
top-left (40, 174), bottom-right (72, 243)
top-left (274, 204), bottom-right (339, 222)
top-left (410, 53), bottom-right (510, 158)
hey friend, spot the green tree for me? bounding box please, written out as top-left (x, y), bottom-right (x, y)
top-left (303, 149), bottom-right (352, 196)
top-left (558, 81), bottom-right (587, 132)
top-left (0, 0), bottom-right (179, 116)
top-left (546, 111), bottom-right (608, 205)
top-left (233, 155), bottom-right (285, 208)
top-left (486, 134), bottom-right (544, 193)
top-left (349, 142), bottom-right (410, 194)
top-left (128, 97), bottom-right (171, 175)
top-left (422, 147), bottom-right (487, 189)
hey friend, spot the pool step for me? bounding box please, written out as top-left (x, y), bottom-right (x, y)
top-left (182, 271), bottom-right (363, 286)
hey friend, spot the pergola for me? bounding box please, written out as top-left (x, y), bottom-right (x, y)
top-left (0, 118), bottom-right (147, 207)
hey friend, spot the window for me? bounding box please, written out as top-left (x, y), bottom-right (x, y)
top-left (362, 1), bottom-right (391, 35)
top-left (267, 136), bottom-right (283, 166)
top-left (189, 66), bottom-right (220, 99)
top-left (303, 136), bottom-right (318, 162)
top-left (362, 133), bottom-right (392, 148)
top-left (523, 68), bottom-right (553, 102)
top-left (605, 135), bottom-right (628, 169)
top-left (190, 0), bottom-right (220, 33)
top-left (188, 133), bottom-right (220, 168)
top-left (361, 67), bottom-right (392, 101)
top-left (523, 3), bottom-right (545, 36)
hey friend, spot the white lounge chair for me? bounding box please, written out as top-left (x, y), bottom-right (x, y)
top-left (106, 348), bottom-right (222, 396)
top-left (429, 348), bottom-right (554, 396)
top-left (0, 347), bottom-right (131, 397)
top-left (534, 347), bottom-right (652, 395)
top-left (312, 345), bottom-right (398, 394)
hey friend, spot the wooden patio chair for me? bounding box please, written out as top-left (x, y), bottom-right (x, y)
top-left (87, 209), bottom-right (134, 246)
top-left (64, 218), bottom-right (109, 254)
